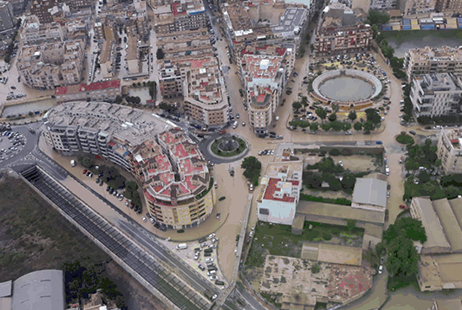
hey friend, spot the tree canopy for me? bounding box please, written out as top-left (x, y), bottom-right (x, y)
top-left (366, 10), bottom-right (390, 26)
top-left (241, 156), bottom-right (262, 185)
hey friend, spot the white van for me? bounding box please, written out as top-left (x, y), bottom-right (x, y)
top-left (176, 243), bottom-right (187, 250)
top-left (232, 121), bottom-right (238, 129)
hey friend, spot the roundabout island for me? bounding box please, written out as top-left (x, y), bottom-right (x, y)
top-left (210, 134), bottom-right (248, 158)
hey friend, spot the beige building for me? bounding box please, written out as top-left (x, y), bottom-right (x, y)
top-left (315, 4), bottom-right (372, 57)
top-left (153, 0), bottom-right (206, 34)
top-left (404, 46), bottom-right (462, 81)
top-left (402, 0), bottom-right (437, 15)
top-left (437, 128), bottom-right (462, 175)
top-left (126, 35), bottom-right (139, 75)
top-left (156, 28), bottom-right (213, 59)
top-left (436, 0), bottom-right (462, 12)
top-left (182, 57), bottom-right (229, 127)
top-left (20, 16), bottom-right (64, 45)
top-left (428, 299), bottom-right (462, 310)
top-left (17, 39), bottom-right (85, 90)
top-left (410, 197), bottom-right (462, 292)
top-left (240, 51), bottom-right (293, 134)
top-left (100, 40), bottom-right (114, 79)
top-left (43, 102), bottom-right (217, 230)
top-left (133, 129), bottom-right (216, 229)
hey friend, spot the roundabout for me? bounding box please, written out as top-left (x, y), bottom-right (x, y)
top-left (211, 134), bottom-right (247, 157)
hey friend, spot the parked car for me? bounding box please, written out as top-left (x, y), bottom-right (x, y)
top-left (399, 204), bottom-right (408, 210)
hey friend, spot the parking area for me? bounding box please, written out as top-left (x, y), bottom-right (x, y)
top-left (0, 128), bottom-right (27, 163)
top-left (159, 235), bottom-right (228, 289)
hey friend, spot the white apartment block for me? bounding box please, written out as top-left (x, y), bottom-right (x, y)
top-left (20, 16), bottom-right (64, 45)
top-left (437, 128), bottom-right (462, 175)
top-left (404, 46), bottom-right (462, 82)
top-left (410, 73), bottom-right (462, 119)
top-left (370, 0), bottom-right (398, 9)
top-left (16, 39), bottom-right (85, 90)
top-left (257, 161), bottom-right (303, 226)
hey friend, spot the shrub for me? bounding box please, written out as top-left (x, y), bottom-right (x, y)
top-left (329, 148), bottom-right (340, 156)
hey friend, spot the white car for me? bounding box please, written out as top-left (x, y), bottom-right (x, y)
top-left (378, 265), bottom-right (384, 274)
top-left (211, 238), bottom-right (219, 243)
top-left (142, 217), bottom-right (147, 222)
top-left (205, 257), bottom-right (214, 263)
top-left (209, 275), bottom-right (218, 281)
top-left (208, 233), bottom-right (216, 240)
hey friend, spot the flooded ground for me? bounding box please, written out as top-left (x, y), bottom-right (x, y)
top-left (2, 98), bottom-right (56, 117)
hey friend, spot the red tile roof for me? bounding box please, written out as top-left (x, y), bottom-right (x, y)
top-left (263, 178), bottom-right (296, 203)
top-left (55, 80), bottom-right (121, 95)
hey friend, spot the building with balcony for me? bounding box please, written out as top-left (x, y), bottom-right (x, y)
top-left (20, 16), bottom-right (64, 45)
top-left (257, 161), bottom-right (303, 225)
top-left (314, 3), bottom-right (372, 57)
top-left (436, 0), bottom-right (462, 13)
top-left (182, 57), bottom-right (229, 127)
top-left (240, 51), bottom-right (292, 134)
top-left (55, 79), bottom-right (121, 103)
top-left (158, 59), bottom-right (184, 98)
top-left (153, 0), bottom-right (206, 35)
top-left (43, 102), bottom-right (216, 230)
top-left (402, 0), bottom-right (437, 15)
top-left (437, 128), bottom-right (462, 175)
top-left (370, 0), bottom-right (398, 10)
top-left (16, 39), bottom-right (85, 90)
top-left (133, 128), bottom-right (216, 229)
top-left (410, 73), bottom-right (462, 119)
top-left (404, 46), bottom-right (462, 81)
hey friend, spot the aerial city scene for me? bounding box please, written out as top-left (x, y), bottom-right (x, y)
top-left (4, 0), bottom-right (462, 309)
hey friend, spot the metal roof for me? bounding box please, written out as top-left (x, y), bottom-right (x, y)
top-left (12, 270), bottom-right (64, 310)
top-left (352, 178), bottom-right (387, 208)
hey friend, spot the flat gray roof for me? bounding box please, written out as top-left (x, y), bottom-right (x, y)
top-left (433, 198), bottom-right (462, 252)
top-left (413, 197), bottom-right (451, 251)
top-left (0, 281), bottom-right (12, 298)
top-left (12, 270), bottom-right (64, 310)
top-left (297, 201), bottom-right (384, 224)
top-left (271, 8), bottom-right (307, 33)
top-left (352, 178), bottom-right (387, 208)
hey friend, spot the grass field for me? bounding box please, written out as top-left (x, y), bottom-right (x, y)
top-left (381, 30), bottom-right (462, 45)
top-left (245, 221), bottom-right (364, 269)
top-left (0, 175), bottom-right (108, 282)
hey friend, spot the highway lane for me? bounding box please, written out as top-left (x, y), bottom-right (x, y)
top-left (117, 220), bottom-right (219, 295)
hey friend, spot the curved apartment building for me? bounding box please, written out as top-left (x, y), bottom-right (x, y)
top-left (43, 102), bottom-right (215, 230)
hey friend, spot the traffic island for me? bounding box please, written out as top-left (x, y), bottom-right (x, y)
top-left (210, 135), bottom-right (247, 158)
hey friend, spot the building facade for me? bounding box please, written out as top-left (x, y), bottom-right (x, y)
top-left (410, 73), bottom-right (462, 119)
top-left (314, 4), bottom-right (372, 57)
top-left (153, 0), bottom-right (206, 34)
top-left (437, 128), bottom-right (462, 175)
top-left (20, 16), bottom-right (64, 45)
top-left (240, 52), bottom-right (292, 134)
top-left (43, 102), bottom-right (216, 230)
top-left (404, 46), bottom-right (462, 81)
top-left (257, 161), bottom-right (303, 225)
top-left (16, 39), bottom-right (85, 90)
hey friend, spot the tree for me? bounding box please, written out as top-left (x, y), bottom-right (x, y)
top-left (292, 101), bottom-right (302, 112)
top-left (371, 24), bottom-right (379, 39)
top-left (354, 122), bottom-right (363, 131)
top-left (158, 102), bottom-right (177, 113)
top-left (405, 158), bottom-right (419, 173)
top-left (329, 149), bottom-right (340, 156)
top-left (156, 48), bottom-right (165, 60)
top-left (366, 10), bottom-right (390, 26)
top-left (304, 173), bottom-right (323, 189)
top-left (343, 122), bottom-right (352, 131)
top-left (331, 121), bottom-right (343, 131)
top-left (115, 96), bottom-right (123, 104)
top-left (241, 156), bottom-right (262, 185)
top-left (363, 121), bottom-right (375, 133)
top-left (341, 173), bottom-right (356, 191)
top-left (365, 108), bottom-right (382, 124)
top-left (348, 110), bottom-right (357, 122)
top-left (418, 171), bottom-right (431, 183)
top-left (345, 219), bottom-right (357, 233)
top-left (315, 107), bottom-right (327, 122)
top-left (310, 123), bottom-right (319, 132)
top-left (328, 113), bottom-right (337, 122)
top-left (320, 123), bottom-right (331, 132)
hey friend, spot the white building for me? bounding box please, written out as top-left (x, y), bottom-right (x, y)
top-left (410, 73), bottom-right (462, 119)
top-left (437, 128), bottom-right (462, 175)
top-left (257, 161), bottom-right (303, 225)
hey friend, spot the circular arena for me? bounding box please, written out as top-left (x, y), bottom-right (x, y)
top-left (311, 69), bottom-right (383, 110)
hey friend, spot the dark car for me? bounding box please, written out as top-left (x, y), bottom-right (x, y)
top-left (409, 130), bottom-right (416, 135)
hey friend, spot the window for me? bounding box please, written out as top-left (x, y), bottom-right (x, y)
top-left (259, 208), bottom-right (269, 215)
